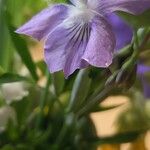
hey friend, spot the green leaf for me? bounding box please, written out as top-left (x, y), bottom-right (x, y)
top-left (36, 60), bottom-right (47, 76)
top-left (1, 145), bottom-right (14, 150)
top-left (5, 119), bottom-right (19, 142)
top-left (90, 130), bottom-right (145, 145)
top-left (8, 25), bottom-right (38, 81)
top-left (67, 69), bottom-right (91, 112)
top-left (0, 66), bottom-right (5, 75)
top-left (0, 0), bottom-right (12, 70)
top-left (52, 72), bottom-right (65, 96)
top-left (118, 9), bottom-right (150, 28)
top-left (91, 104), bottom-right (123, 113)
top-left (0, 73), bottom-right (28, 84)
top-left (11, 98), bottom-right (31, 125)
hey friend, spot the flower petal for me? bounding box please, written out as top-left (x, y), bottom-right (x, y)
top-left (98, 0), bottom-right (150, 15)
top-left (137, 64), bottom-right (150, 74)
top-left (82, 16), bottom-right (116, 68)
top-left (44, 21), bottom-right (90, 78)
top-left (143, 80), bottom-right (150, 98)
top-left (137, 64), bottom-right (150, 98)
top-left (106, 13), bottom-right (133, 50)
top-left (16, 4), bottom-right (69, 40)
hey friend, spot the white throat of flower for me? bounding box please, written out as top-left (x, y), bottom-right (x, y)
top-left (74, 0), bottom-right (88, 8)
top-left (64, 0), bottom-right (103, 27)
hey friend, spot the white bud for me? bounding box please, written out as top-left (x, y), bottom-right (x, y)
top-left (0, 82), bottom-right (29, 104)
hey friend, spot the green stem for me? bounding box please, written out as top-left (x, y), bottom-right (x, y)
top-left (56, 123), bottom-right (68, 147)
top-left (76, 85), bottom-right (114, 118)
top-left (120, 30), bottom-right (139, 71)
top-left (129, 30), bottom-right (140, 62)
top-left (36, 71), bottom-right (51, 129)
top-left (55, 113), bottom-right (75, 148)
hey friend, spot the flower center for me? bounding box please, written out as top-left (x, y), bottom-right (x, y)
top-left (69, 5), bottom-right (95, 24)
top-left (63, 1), bottom-right (102, 28)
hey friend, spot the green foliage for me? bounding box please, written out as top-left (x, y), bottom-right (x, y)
top-left (68, 69), bottom-right (91, 112)
top-left (8, 25), bottom-right (39, 81)
top-left (0, 73), bottom-right (28, 84)
top-left (91, 130), bottom-right (143, 145)
top-left (118, 9), bottom-right (150, 28)
top-left (0, 0), bottom-right (150, 149)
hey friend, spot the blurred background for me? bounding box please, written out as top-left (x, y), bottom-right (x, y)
top-left (0, 0), bottom-right (150, 149)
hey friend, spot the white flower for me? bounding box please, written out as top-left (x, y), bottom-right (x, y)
top-left (0, 82), bottom-right (29, 104)
top-left (0, 106), bottom-right (16, 132)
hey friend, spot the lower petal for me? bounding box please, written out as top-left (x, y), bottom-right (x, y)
top-left (82, 16), bottom-right (116, 68)
top-left (44, 21), bottom-right (90, 78)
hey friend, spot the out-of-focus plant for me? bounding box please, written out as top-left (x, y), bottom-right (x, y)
top-left (0, 82), bottom-right (29, 104)
top-left (0, 0), bottom-right (150, 150)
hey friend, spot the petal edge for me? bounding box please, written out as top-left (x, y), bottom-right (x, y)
top-left (16, 4), bottom-right (69, 40)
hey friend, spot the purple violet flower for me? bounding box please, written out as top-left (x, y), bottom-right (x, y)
top-left (106, 13), bottom-right (133, 50)
top-left (137, 65), bottom-right (150, 98)
top-left (16, 0), bottom-right (150, 77)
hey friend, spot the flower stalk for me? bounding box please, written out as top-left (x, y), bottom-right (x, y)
top-left (36, 70), bottom-right (51, 129)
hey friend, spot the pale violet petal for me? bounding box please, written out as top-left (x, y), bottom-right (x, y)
top-left (82, 16), bottom-right (116, 68)
top-left (97, 0), bottom-right (150, 15)
top-left (44, 21), bottom-right (90, 78)
top-left (106, 13), bottom-right (133, 50)
top-left (16, 4), bottom-right (69, 40)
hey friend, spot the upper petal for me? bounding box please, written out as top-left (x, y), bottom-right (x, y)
top-left (97, 0), bottom-right (150, 15)
top-left (16, 4), bottom-right (69, 40)
top-left (82, 16), bottom-right (116, 68)
top-left (106, 13), bottom-right (133, 50)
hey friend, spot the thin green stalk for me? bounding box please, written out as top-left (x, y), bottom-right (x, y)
top-left (36, 71), bottom-right (51, 129)
top-left (76, 85), bottom-right (114, 118)
top-left (0, 0), bottom-right (12, 71)
top-left (55, 113), bottom-right (75, 149)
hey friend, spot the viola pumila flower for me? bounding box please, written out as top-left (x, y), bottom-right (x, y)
top-left (16, 0), bottom-right (150, 77)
